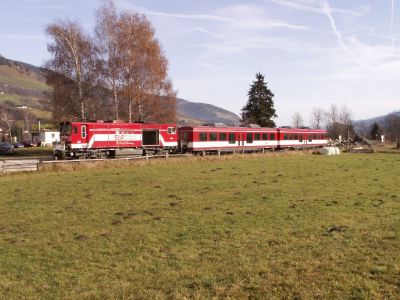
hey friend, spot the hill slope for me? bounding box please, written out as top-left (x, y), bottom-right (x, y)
top-left (0, 55), bottom-right (240, 125)
top-left (0, 55), bottom-right (52, 121)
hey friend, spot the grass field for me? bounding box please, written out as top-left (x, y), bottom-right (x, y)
top-left (0, 153), bottom-right (399, 299)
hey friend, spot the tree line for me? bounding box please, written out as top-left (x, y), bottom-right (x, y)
top-left (45, 0), bottom-right (176, 123)
top-left (241, 73), bottom-right (400, 143)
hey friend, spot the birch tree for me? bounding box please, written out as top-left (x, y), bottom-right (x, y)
top-left (46, 20), bottom-right (96, 121)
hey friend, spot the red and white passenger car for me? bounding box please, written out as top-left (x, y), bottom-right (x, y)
top-left (178, 125), bottom-right (327, 153)
top-left (55, 121), bottom-right (177, 159)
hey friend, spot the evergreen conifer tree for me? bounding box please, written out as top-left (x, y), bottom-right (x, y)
top-left (241, 73), bottom-right (277, 127)
top-left (370, 122), bottom-right (381, 140)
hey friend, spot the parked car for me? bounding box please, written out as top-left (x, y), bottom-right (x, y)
top-left (0, 142), bottom-right (15, 155)
top-left (22, 140), bottom-right (35, 147)
top-left (13, 142), bottom-right (25, 148)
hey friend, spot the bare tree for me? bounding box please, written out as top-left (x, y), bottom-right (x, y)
top-left (45, 1), bottom-right (176, 123)
top-left (0, 108), bottom-right (13, 142)
top-left (115, 11), bottom-right (176, 122)
top-left (291, 111), bottom-right (304, 128)
top-left (325, 104), bottom-right (339, 138)
top-left (95, 1), bottom-right (122, 120)
top-left (46, 20), bottom-right (96, 120)
top-left (338, 105), bottom-right (353, 139)
top-left (310, 108), bottom-right (325, 129)
top-left (384, 114), bottom-right (400, 143)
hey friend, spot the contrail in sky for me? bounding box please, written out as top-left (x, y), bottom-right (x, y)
top-left (320, 0), bottom-right (351, 54)
top-left (391, 0), bottom-right (395, 48)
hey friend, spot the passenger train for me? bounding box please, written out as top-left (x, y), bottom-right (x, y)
top-left (54, 120), bottom-right (327, 159)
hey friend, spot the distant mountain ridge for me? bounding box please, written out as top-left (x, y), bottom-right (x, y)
top-left (0, 54), bottom-right (240, 125)
top-left (353, 111), bottom-right (400, 134)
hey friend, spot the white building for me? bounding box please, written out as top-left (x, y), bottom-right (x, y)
top-left (31, 130), bottom-right (60, 147)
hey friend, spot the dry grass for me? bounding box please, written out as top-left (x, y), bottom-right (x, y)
top-left (0, 153), bottom-right (399, 299)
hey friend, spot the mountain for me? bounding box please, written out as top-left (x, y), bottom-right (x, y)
top-left (0, 55), bottom-right (240, 125)
top-left (353, 111), bottom-right (400, 134)
top-left (177, 98), bottom-right (240, 125)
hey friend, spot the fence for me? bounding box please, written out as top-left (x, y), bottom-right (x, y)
top-left (0, 159), bottom-right (39, 173)
top-left (0, 154), bottom-right (191, 174)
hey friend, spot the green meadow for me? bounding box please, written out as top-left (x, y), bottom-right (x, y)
top-left (0, 153), bottom-right (399, 299)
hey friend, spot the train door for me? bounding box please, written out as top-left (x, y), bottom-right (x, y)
top-left (81, 124), bottom-right (88, 147)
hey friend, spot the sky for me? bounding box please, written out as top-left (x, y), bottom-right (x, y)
top-left (0, 0), bottom-right (399, 125)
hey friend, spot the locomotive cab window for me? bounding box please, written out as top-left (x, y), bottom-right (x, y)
top-left (60, 124), bottom-right (72, 134)
top-left (199, 132), bottom-right (208, 141)
top-left (229, 133), bottom-right (236, 144)
top-left (168, 127), bottom-right (176, 134)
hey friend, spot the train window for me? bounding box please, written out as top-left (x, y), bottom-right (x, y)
top-left (270, 133), bottom-right (275, 140)
top-left (229, 133), bottom-right (236, 144)
top-left (262, 133), bottom-right (268, 140)
top-left (210, 133), bottom-right (218, 141)
top-left (199, 132), bottom-right (207, 141)
top-left (308, 134), bottom-right (312, 142)
top-left (284, 134), bottom-right (289, 140)
top-left (254, 133), bottom-right (261, 140)
top-left (168, 127), bottom-right (176, 134)
top-left (294, 133), bottom-right (299, 140)
top-left (246, 133), bottom-right (253, 143)
top-left (299, 135), bottom-right (303, 142)
top-left (219, 133), bottom-right (227, 141)
top-left (81, 125), bottom-right (87, 138)
top-left (73, 126), bottom-right (78, 134)
top-left (314, 133), bottom-right (317, 139)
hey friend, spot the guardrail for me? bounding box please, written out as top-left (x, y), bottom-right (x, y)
top-left (0, 159), bottom-right (39, 173)
top-left (0, 154), bottom-right (195, 174)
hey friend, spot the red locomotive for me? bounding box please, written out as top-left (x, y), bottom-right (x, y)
top-left (54, 121), bottom-right (327, 159)
top-left (55, 120), bottom-right (177, 159)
